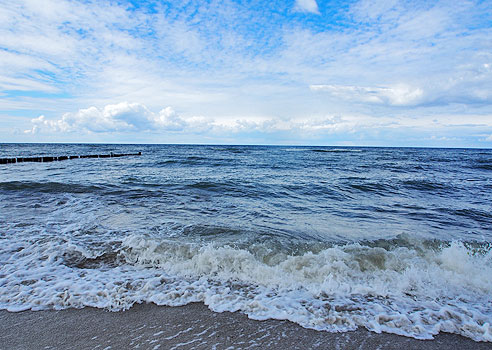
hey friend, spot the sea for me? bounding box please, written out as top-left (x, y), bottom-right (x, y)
top-left (1, 144), bottom-right (491, 342)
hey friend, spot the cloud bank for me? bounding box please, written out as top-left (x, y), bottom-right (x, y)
top-left (24, 102), bottom-right (492, 147)
top-left (25, 103), bottom-right (204, 134)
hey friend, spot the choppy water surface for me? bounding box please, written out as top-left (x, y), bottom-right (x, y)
top-left (1, 144), bottom-right (491, 341)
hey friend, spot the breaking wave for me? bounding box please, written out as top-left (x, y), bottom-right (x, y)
top-left (1, 235), bottom-right (491, 341)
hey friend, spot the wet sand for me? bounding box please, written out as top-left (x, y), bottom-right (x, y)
top-left (0, 303), bottom-right (490, 350)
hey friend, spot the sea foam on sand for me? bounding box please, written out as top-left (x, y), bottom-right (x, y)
top-left (1, 303), bottom-right (492, 350)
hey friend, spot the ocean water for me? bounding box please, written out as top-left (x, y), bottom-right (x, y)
top-left (1, 144), bottom-right (491, 341)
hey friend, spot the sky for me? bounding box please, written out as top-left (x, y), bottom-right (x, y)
top-left (1, 0), bottom-right (491, 147)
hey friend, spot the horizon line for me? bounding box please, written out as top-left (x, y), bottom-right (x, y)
top-left (2, 142), bottom-right (492, 150)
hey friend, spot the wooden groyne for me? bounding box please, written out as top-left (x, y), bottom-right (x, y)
top-left (0, 152), bottom-right (141, 164)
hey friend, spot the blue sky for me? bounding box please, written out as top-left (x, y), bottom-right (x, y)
top-left (1, 0), bottom-right (491, 146)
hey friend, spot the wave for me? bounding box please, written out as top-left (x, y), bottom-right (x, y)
top-left (402, 179), bottom-right (451, 192)
top-left (1, 235), bottom-right (491, 341)
top-left (437, 208), bottom-right (492, 225)
top-left (342, 181), bottom-right (399, 197)
top-left (311, 149), bottom-right (362, 153)
top-left (471, 164), bottom-right (492, 171)
top-left (156, 156), bottom-right (234, 167)
top-left (0, 181), bottom-right (105, 194)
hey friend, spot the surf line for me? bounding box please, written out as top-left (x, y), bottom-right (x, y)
top-left (0, 152), bottom-right (142, 164)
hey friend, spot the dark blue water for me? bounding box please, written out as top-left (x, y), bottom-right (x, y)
top-left (1, 144), bottom-right (491, 341)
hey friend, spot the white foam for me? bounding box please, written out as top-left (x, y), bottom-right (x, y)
top-left (0, 236), bottom-right (491, 342)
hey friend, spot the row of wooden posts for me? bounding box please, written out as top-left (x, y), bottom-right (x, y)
top-left (0, 152), bottom-right (142, 164)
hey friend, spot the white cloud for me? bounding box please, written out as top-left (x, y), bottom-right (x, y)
top-left (26, 102), bottom-right (161, 133)
top-left (310, 84), bottom-right (425, 106)
top-left (152, 107), bottom-right (188, 131)
top-left (294, 0), bottom-right (320, 14)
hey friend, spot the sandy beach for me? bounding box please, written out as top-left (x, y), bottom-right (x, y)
top-left (0, 303), bottom-right (489, 350)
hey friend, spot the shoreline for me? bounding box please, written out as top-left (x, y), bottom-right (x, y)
top-left (0, 303), bottom-right (489, 350)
